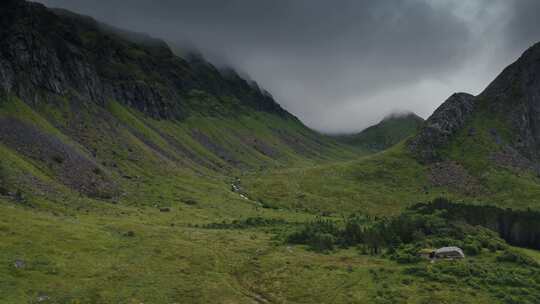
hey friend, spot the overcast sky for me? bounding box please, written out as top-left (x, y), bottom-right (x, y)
top-left (36, 0), bottom-right (540, 133)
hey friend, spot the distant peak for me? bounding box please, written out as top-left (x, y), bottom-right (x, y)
top-left (381, 111), bottom-right (423, 123)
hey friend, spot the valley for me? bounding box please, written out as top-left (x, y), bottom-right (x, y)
top-left (2, 1), bottom-right (540, 303)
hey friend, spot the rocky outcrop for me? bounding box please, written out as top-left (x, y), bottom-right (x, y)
top-left (409, 41), bottom-right (540, 164)
top-left (408, 93), bottom-right (475, 162)
top-left (0, 0), bottom-right (290, 119)
top-left (428, 161), bottom-right (482, 195)
top-left (490, 145), bottom-right (540, 175)
top-left (478, 42), bottom-right (540, 161)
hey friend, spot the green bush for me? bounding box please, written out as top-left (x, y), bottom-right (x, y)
top-left (0, 161), bottom-right (8, 196)
top-left (203, 217), bottom-right (287, 230)
top-left (341, 215), bottom-right (365, 246)
top-left (310, 233), bottom-right (335, 252)
top-left (463, 241), bottom-right (482, 256)
top-left (391, 244), bottom-right (421, 264)
top-left (288, 219), bottom-right (338, 242)
top-left (287, 219), bottom-right (340, 252)
top-left (497, 250), bottom-right (538, 267)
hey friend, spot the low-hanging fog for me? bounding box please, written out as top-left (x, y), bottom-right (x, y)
top-left (36, 0), bottom-right (540, 133)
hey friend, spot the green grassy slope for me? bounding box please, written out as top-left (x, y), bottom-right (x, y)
top-left (2, 197), bottom-right (504, 304)
top-left (336, 113), bottom-right (424, 152)
top-left (4, 83), bottom-right (540, 303)
top-left (3, 91), bottom-right (540, 303)
top-left (242, 144), bottom-right (439, 216)
top-left (2, 2), bottom-right (540, 302)
top-left (0, 91), bottom-right (362, 206)
top-left (242, 141), bottom-right (540, 217)
top-left (3, 95), bottom-right (539, 303)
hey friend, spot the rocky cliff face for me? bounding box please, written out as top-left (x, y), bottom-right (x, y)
top-left (0, 0), bottom-right (289, 119)
top-left (478, 42), bottom-right (540, 161)
top-left (409, 42), bottom-right (540, 164)
top-left (408, 93), bottom-right (475, 162)
top-left (0, 0), bottom-right (342, 199)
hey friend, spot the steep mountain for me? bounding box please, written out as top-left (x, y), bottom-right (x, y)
top-left (246, 42), bottom-right (540, 215)
top-left (4, 1), bottom-right (540, 303)
top-left (0, 0), bottom-right (360, 200)
top-left (0, 0), bottom-right (288, 118)
top-left (409, 42), bottom-right (540, 176)
top-left (336, 112), bottom-right (424, 152)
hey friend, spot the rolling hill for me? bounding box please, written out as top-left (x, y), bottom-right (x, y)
top-left (335, 112), bottom-right (424, 152)
top-left (246, 42), bottom-right (540, 216)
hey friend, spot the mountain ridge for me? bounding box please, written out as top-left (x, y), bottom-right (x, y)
top-left (409, 41), bottom-right (540, 168)
top-left (0, 0), bottom-right (290, 120)
top-left (3, 1), bottom-right (540, 303)
top-left (0, 0), bottom-right (362, 201)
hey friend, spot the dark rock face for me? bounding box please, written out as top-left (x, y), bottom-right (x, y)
top-left (408, 93), bottom-right (475, 162)
top-left (0, 0), bottom-right (290, 119)
top-left (428, 161), bottom-right (482, 195)
top-left (408, 42), bottom-right (540, 165)
top-left (479, 42), bottom-right (540, 161)
top-left (490, 145), bottom-right (540, 175)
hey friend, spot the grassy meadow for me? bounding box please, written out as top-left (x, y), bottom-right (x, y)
top-left (2, 94), bottom-right (540, 303)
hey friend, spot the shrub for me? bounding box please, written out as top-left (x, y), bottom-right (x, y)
top-left (392, 244), bottom-right (421, 264)
top-left (463, 241), bottom-right (482, 256)
top-left (341, 216), bottom-right (365, 246)
top-left (203, 217), bottom-right (287, 230)
top-left (497, 250), bottom-right (538, 267)
top-left (288, 219), bottom-right (339, 243)
top-left (309, 233), bottom-right (335, 252)
top-left (0, 162), bottom-right (8, 196)
top-left (181, 198), bottom-right (198, 205)
top-left (287, 219), bottom-right (340, 252)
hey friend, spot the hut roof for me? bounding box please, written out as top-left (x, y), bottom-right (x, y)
top-left (435, 246), bottom-right (464, 256)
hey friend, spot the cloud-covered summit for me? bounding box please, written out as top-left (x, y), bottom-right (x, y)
top-left (36, 0), bottom-right (540, 133)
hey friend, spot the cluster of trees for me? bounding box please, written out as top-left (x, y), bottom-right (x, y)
top-left (200, 198), bottom-right (540, 303)
top-left (286, 209), bottom-right (451, 254)
top-left (412, 198), bottom-right (540, 249)
top-left (286, 198), bottom-right (519, 263)
top-left (201, 216), bottom-right (287, 230)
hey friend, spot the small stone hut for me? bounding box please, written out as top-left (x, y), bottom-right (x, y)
top-left (434, 246), bottom-right (465, 259)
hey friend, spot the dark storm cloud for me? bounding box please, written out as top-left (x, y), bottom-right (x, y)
top-left (505, 0), bottom-right (540, 54)
top-left (35, 0), bottom-right (540, 133)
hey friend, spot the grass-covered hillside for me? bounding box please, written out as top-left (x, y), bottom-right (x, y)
top-left (0, 93), bottom-right (359, 201)
top-left (3, 0), bottom-right (540, 303)
top-left (242, 141), bottom-right (540, 217)
top-left (336, 113), bottom-right (424, 152)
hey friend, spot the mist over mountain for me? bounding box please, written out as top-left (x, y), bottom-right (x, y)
top-left (336, 112), bottom-right (424, 151)
top-left (4, 1), bottom-right (540, 303)
top-left (35, 0), bottom-right (540, 133)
